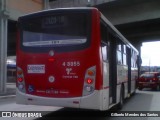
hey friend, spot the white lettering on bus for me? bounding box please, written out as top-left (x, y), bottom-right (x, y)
top-left (62, 61), bottom-right (80, 67)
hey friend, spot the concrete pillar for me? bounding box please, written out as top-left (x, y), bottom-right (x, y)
top-left (44, 0), bottom-right (49, 9)
top-left (133, 41), bottom-right (142, 77)
top-left (0, 0), bottom-right (8, 94)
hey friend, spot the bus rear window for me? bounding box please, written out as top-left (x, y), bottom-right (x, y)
top-left (20, 13), bottom-right (91, 52)
top-left (23, 31), bottom-right (87, 47)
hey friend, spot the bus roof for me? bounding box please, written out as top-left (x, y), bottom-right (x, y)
top-left (19, 7), bottom-right (98, 18)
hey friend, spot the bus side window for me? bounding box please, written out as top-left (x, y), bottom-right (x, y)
top-left (123, 45), bottom-right (127, 65)
top-left (117, 43), bottom-right (122, 65)
top-left (100, 19), bottom-right (109, 62)
top-left (101, 42), bottom-right (108, 62)
top-left (131, 50), bottom-right (137, 68)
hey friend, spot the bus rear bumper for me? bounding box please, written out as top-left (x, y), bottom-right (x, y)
top-left (16, 89), bottom-right (105, 110)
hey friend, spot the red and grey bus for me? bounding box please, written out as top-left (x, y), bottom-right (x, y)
top-left (16, 7), bottom-right (139, 111)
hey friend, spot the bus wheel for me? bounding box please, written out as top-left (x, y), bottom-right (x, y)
top-left (118, 85), bottom-right (124, 110)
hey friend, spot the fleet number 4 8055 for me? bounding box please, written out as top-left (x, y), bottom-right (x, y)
top-left (62, 61), bottom-right (80, 67)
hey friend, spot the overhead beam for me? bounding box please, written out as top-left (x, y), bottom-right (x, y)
top-left (97, 0), bottom-right (160, 25)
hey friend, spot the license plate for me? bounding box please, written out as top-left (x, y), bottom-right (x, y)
top-left (27, 64), bottom-right (45, 74)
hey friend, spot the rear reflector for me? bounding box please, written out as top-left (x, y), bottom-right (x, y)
top-left (73, 101), bottom-right (79, 104)
top-left (28, 98), bottom-right (33, 101)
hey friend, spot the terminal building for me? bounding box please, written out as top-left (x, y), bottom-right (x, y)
top-left (0, 0), bottom-right (49, 94)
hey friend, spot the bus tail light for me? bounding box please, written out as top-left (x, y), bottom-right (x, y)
top-left (82, 66), bottom-right (96, 96)
top-left (17, 67), bottom-right (26, 93)
top-left (18, 77), bottom-right (23, 82)
top-left (17, 69), bottom-right (23, 75)
top-left (86, 78), bottom-right (93, 84)
top-left (87, 70), bottom-right (94, 76)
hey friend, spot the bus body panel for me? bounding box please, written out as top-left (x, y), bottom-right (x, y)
top-left (131, 67), bottom-right (138, 92)
top-left (17, 49), bottom-right (98, 98)
top-left (118, 65), bottom-right (128, 98)
top-left (17, 88), bottom-right (105, 110)
top-left (102, 62), bottom-right (109, 110)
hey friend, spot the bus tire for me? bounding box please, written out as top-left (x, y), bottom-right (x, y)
top-left (118, 85), bottom-right (124, 110)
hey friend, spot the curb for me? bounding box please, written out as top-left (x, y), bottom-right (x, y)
top-left (0, 95), bottom-right (16, 99)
